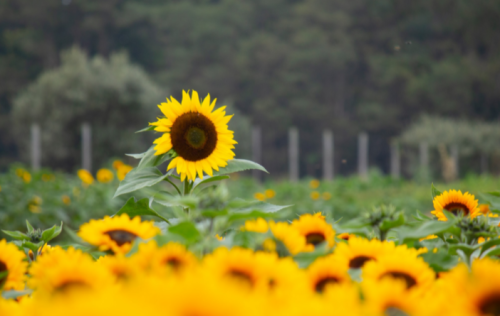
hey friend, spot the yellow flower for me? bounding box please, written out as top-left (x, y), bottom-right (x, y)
top-left (78, 214), bottom-right (160, 254)
top-left (334, 236), bottom-right (397, 269)
top-left (41, 174), bottom-right (54, 182)
top-left (117, 164), bottom-right (133, 181)
top-left (15, 168), bottom-right (25, 177)
top-left (290, 213), bottom-right (335, 251)
top-left (313, 212), bottom-right (326, 220)
top-left (29, 205), bottom-right (42, 213)
top-left (72, 187), bottom-right (80, 197)
top-left (96, 168), bottom-right (114, 183)
top-left (254, 192), bottom-right (266, 201)
top-left (112, 160), bottom-right (124, 170)
top-left (0, 239), bottom-right (28, 290)
top-left (132, 241), bottom-right (198, 275)
top-left (307, 254), bottom-right (350, 293)
top-left (336, 232), bottom-right (356, 241)
top-left (151, 90), bottom-right (237, 182)
top-left (310, 191), bottom-right (320, 200)
top-left (431, 189), bottom-right (480, 221)
top-left (262, 238), bottom-right (276, 252)
top-left (77, 169), bottom-right (94, 185)
top-left (215, 234), bottom-right (224, 241)
top-left (419, 234), bottom-right (438, 241)
top-left (22, 172), bottom-right (31, 183)
top-left (269, 221), bottom-right (307, 255)
top-left (243, 218), bottom-right (269, 233)
top-left (264, 189), bottom-right (276, 199)
top-left (62, 195), bottom-right (71, 205)
top-left (322, 192), bottom-right (332, 200)
top-left (309, 179), bottom-right (320, 189)
top-left (97, 254), bottom-right (140, 281)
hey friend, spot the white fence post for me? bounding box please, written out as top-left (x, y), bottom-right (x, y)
top-left (390, 140), bottom-right (400, 180)
top-left (82, 123), bottom-right (92, 172)
top-left (358, 132), bottom-right (368, 180)
top-left (323, 130), bottom-right (334, 181)
top-left (419, 142), bottom-right (429, 170)
top-left (289, 128), bottom-right (299, 182)
top-left (251, 126), bottom-right (262, 181)
top-left (31, 124), bottom-right (41, 171)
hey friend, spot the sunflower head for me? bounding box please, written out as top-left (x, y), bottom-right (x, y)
top-left (96, 168), bottom-right (114, 183)
top-left (0, 239), bottom-right (27, 291)
top-left (132, 241), bottom-right (198, 275)
top-left (307, 254), bottom-right (350, 293)
top-left (78, 214), bottom-right (160, 254)
top-left (334, 236), bottom-right (397, 269)
top-left (431, 189), bottom-right (481, 221)
top-left (290, 214), bottom-right (335, 251)
top-left (150, 90), bottom-right (237, 181)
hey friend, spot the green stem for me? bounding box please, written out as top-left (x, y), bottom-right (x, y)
top-left (182, 180), bottom-right (192, 213)
top-left (165, 178), bottom-right (182, 196)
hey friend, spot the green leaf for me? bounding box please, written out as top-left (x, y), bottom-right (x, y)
top-left (192, 175), bottom-right (230, 191)
top-left (431, 183), bottom-right (442, 199)
top-left (379, 212), bottom-right (405, 232)
top-left (137, 146), bottom-right (174, 169)
top-left (293, 243), bottom-right (330, 268)
top-left (152, 192), bottom-right (199, 209)
top-left (1, 289), bottom-right (32, 299)
top-left (479, 192), bottom-right (500, 212)
top-left (114, 167), bottom-right (172, 198)
top-left (26, 220), bottom-right (35, 234)
top-left (479, 237), bottom-right (500, 256)
top-left (394, 220), bottom-right (455, 244)
top-left (485, 248), bottom-right (500, 258)
top-left (115, 197), bottom-right (170, 223)
top-left (41, 222), bottom-right (63, 243)
top-left (63, 226), bottom-right (86, 244)
top-left (21, 241), bottom-right (44, 253)
top-left (212, 159), bottom-right (268, 176)
top-left (135, 126), bottom-right (156, 133)
top-left (168, 222), bottom-right (201, 243)
top-left (2, 230), bottom-right (29, 241)
top-left (448, 243), bottom-right (480, 258)
top-left (420, 250), bottom-right (458, 272)
top-left (126, 152), bottom-right (147, 159)
top-left (226, 199), bottom-right (292, 223)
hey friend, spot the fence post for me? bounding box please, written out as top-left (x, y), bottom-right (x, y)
top-left (358, 132), bottom-right (368, 180)
top-left (251, 126), bottom-right (262, 181)
top-left (481, 153), bottom-right (488, 174)
top-left (419, 142), bottom-right (429, 170)
top-left (322, 130), bottom-right (334, 181)
top-left (82, 123), bottom-right (92, 172)
top-left (451, 145), bottom-right (459, 178)
top-left (289, 128), bottom-right (299, 182)
top-left (31, 124), bottom-right (41, 171)
top-left (390, 140), bottom-right (400, 180)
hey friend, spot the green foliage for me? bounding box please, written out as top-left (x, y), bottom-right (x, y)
top-left (11, 47), bottom-right (163, 170)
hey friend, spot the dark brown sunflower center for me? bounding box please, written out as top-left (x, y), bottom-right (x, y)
top-left (381, 271), bottom-right (417, 289)
top-left (104, 230), bottom-right (138, 246)
top-left (349, 256), bottom-right (374, 269)
top-left (479, 293), bottom-right (500, 316)
top-left (444, 202), bottom-right (470, 216)
top-left (315, 276), bottom-right (339, 293)
top-left (170, 112), bottom-right (217, 161)
top-left (385, 306), bottom-right (409, 316)
top-left (164, 257), bottom-right (182, 270)
top-left (56, 280), bottom-right (89, 292)
top-left (305, 232), bottom-right (326, 246)
top-left (0, 261), bottom-right (8, 286)
top-left (228, 269), bottom-right (253, 287)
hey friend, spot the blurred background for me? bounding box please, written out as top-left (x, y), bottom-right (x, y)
top-left (1, 0), bottom-right (500, 179)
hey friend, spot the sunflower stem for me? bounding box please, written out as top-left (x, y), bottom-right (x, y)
top-left (165, 178), bottom-right (182, 196)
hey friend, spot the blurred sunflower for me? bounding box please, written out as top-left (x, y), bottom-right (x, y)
top-left (264, 189), bottom-right (276, 199)
top-left (77, 169), bottom-right (94, 185)
top-left (269, 221), bottom-right (307, 255)
top-left (78, 214), bottom-right (160, 254)
top-left (97, 254), bottom-right (140, 282)
top-left (132, 241), bottom-right (198, 275)
top-left (96, 168), bottom-right (114, 183)
top-left (362, 253), bottom-right (435, 290)
top-left (0, 239), bottom-right (27, 291)
top-left (112, 160), bottom-right (124, 170)
top-left (150, 90), bottom-right (237, 182)
top-left (28, 247), bottom-right (114, 295)
top-left (242, 218), bottom-right (269, 233)
top-left (334, 236), bottom-right (396, 269)
top-left (117, 164), bottom-right (133, 181)
top-left (431, 189), bottom-right (481, 221)
top-left (307, 254), bottom-right (350, 293)
top-left (290, 213), bottom-right (335, 251)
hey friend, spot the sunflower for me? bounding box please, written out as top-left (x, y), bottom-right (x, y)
top-left (269, 221), bottom-right (307, 255)
top-left (78, 214), bottom-right (160, 254)
top-left (361, 278), bottom-right (429, 316)
top-left (362, 253), bottom-right (435, 290)
top-left (202, 247), bottom-right (267, 290)
top-left (0, 239), bottom-right (27, 291)
top-left (150, 90), bottom-right (237, 182)
top-left (431, 189), bottom-right (481, 221)
top-left (290, 213), bottom-right (335, 251)
top-left (28, 247), bottom-right (114, 295)
top-left (97, 254), bottom-right (141, 281)
top-left (77, 169), bottom-right (94, 185)
top-left (334, 236), bottom-right (396, 269)
top-left (242, 218), bottom-right (269, 233)
top-left (307, 254), bottom-right (350, 293)
top-left (96, 168), bottom-right (114, 183)
top-left (254, 252), bottom-right (307, 295)
top-left (117, 164), bottom-right (133, 181)
top-left (132, 241), bottom-right (198, 275)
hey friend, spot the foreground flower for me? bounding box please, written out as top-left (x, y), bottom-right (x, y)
top-left (29, 247), bottom-right (114, 295)
top-left (307, 254), bottom-right (350, 293)
top-left (290, 213), bottom-right (335, 251)
top-left (431, 189), bottom-right (480, 221)
top-left (334, 236), bottom-right (396, 269)
top-left (0, 239), bottom-right (27, 290)
top-left (78, 214), bottom-right (160, 254)
top-left (96, 168), bottom-right (114, 183)
top-left (133, 241), bottom-right (198, 275)
top-left (150, 90), bottom-right (237, 181)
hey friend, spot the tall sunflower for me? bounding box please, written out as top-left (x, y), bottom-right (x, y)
top-left (0, 239), bottom-right (27, 291)
top-left (431, 189), bottom-right (481, 221)
top-left (150, 90), bottom-right (237, 181)
top-left (307, 254), bottom-right (351, 293)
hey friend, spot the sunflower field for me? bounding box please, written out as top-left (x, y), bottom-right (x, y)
top-left (3, 91), bottom-right (500, 316)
